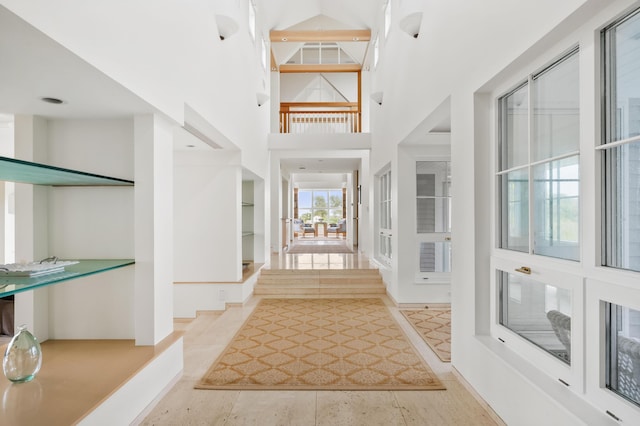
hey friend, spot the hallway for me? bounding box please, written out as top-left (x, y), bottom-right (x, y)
top-left (139, 252), bottom-right (503, 425)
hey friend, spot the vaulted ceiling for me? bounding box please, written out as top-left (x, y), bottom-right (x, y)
top-left (259, 0), bottom-right (383, 69)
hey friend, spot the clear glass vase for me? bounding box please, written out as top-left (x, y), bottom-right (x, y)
top-left (3, 324), bottom-right (42, 383)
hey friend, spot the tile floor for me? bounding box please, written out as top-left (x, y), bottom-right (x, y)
top-left (139, 251), bottom-right (504, 426)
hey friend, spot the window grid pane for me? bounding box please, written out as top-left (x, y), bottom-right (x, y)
top-left (500, 169), bottom-right (529, 252)
top-left (603, 8), bottom-right (640, 272)
top-left (298, 190), bottom-right (343, 224)
top-left (532, 52), bottom-right (580, 162)
top-left (499, 271), bottom-right (572, 364)
top-left (607, 303), bottom-right (640, 407)
top-left (533, 155), bottom-right (580, 261)
top-left (500, 84), bottom-right (529, 171)
top-left (498, 49), bottom-right (580, 260)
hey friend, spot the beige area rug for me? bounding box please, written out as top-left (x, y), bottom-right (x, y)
top-left (287, 240), bottom-right (353, 254)
top-left (400, 308), bottom-right (451, 362)
top-left (196, 298), bottom-right (445, 390)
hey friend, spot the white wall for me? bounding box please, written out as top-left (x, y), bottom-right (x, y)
top-left (174, 150), bottom-right (242, 282)
top-left (47, 118), bottom-right (136, 339)
top-left (1, 0), bottom-right (270, 179)
top-left (369, 0), bottom-right (640, 424)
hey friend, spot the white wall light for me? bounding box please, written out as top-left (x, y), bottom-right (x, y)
top-left (216, 14), bottom-right (238, 41)
top-left (371, 92), bottom-right (383, 106)
top-left (399, 12), bottom-right (423, 39)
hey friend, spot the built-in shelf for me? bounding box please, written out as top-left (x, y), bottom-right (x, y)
top-left (242, 232), bottom-right (254, 237)
top-left (242, 202), bottom-right (254, 206)
top-left (0, 259), bottom-right (135, 297)
top-left (0, 156), bottom-right (134, 186)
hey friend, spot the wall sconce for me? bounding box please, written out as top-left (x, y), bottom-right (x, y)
top-left (256, 92), bottom-right (269, 107)
top-left (215, 14), bottom-right (238, 41)
top-left (399, 12), bottom-right (423, 39)
top-left (370, 92), bottom-right (383, 106)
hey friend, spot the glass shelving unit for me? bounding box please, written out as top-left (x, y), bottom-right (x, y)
top-left (0, 156), bottom-right (135, 296)
top-left (0, 156), bottom-right (134, 186)
top-left (0, 259), bottom-right (135, 297)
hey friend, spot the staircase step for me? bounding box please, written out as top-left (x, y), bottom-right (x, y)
top-left (254, 267), bottom-right (386, 298)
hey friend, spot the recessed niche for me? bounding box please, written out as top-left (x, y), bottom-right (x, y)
top-left (399, 12), bottom-right (423, 39)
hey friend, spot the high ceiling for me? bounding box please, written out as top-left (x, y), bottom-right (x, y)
top-left (261, 0), bottom-right (383, 69)
top-left (257, 0), bottom-right (381, 32)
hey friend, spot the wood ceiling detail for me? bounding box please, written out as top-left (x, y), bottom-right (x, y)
top-left (270, 30), bottom-right (371, 43)
top-left (279, 64), bottom-right (362, 73)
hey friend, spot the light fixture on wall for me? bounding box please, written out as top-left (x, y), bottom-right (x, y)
top-left (215, 14), bottom-right (238, 41)
top-left (399, 12), bottom-right (423, 39)
top-left (256, 92), bottom-right (269, 107)
top-left (370, 91), bottom-right (383, 106)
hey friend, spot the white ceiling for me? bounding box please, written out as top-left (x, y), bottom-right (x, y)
top-left (0, 6), bottom-right (157, 120)
top-left (258, 0), bottom-right (381, 33)
top-left (262, 0), bottom-right (384, 68)
top-left (281, 157), bottom-right (360, 174)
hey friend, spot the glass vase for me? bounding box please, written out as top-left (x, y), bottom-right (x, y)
top-left (3, 324), bottom-right (42, 383)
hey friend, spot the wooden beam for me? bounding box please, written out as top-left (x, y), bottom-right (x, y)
top-left (270, 49), bottom-right (278, 72)
top-left (270, 30), bottom-right (371, 43)
top-left (280, 102), bottom-right (358, 109)
top-left (279, 64), bottom-right (361, 73)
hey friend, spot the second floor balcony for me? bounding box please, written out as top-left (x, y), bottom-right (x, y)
top-left (279, 102), bottom-right (361, 134)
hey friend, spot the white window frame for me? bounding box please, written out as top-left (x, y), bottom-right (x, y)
top-left (490, 257), bottom-right (585, 389)
top-left (377, 165), bottom-right (392, 264)
top-left (496, 47), bottom-right (581, 262)
top-left (415, 160), bottom-right (451, 284)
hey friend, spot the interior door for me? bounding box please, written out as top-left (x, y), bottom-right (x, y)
top-left (415, 161), bottom-right (451, 284)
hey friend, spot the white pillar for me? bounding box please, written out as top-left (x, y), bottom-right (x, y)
top-left (13, 115), bottom-right (50, 341)
top-left (134, 114), bottom-right (174, 345)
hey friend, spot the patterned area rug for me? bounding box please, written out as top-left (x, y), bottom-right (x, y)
top-left (196, 299), bottom-right (445, 390)
top-left (400, 308), bottom-right (451, 362)
top-left (287, 240), bottom-right (353, 254)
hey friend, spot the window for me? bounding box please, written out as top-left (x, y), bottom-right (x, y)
top-left (378, 168), bottom-right (392, 262)
top-left (601, 8), bottom-right (640, 272)
top-left (248, 1), bottom-right (256, 41)
top-left (261, 37), bottom-right (268, 70)
top-left (373, 36), bottom-right (380, 68)
top-left (297, 189), bottom-right (343, 224)
top-left (384, 1), bottom-right (392, 39)
top-left (498, 49), bottom-right (580, 261)
top-left (499, 271), bottom-right (572, 364)
top-left (606, 303), bottom-right (640, 407)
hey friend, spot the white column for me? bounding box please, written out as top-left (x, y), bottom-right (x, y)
top-left (134, 114), bottom-right (174, 345)
top-left (13, 115), bottom-right (50, 341)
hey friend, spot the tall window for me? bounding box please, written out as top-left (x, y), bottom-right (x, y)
top-left (379, 168), bottom-right (392, 262)
top-left (498, 49), bottom-right (580, 261)
top-left (601, 8), bottom-right (640, 272)
top-left (384, 0), bottom-right (392, 39)
top-left (248, 1), bottom-right (256, 42)
top-left (261, 37), bottom-right (268, 70)
top-left (373, 36), bottom-right (380, 68)
top-left (297, 189), bottom-right (343, 224)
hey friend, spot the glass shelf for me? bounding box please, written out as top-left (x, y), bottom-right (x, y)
top-left (0, 259), bottom-right (135, 298)
top-left (242, 202), bottom-right (254, 206)
top-left (242, 232), bottom-right (254, 237)
top-left (0, 156), bottom-right (134, 186)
